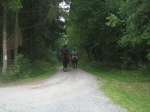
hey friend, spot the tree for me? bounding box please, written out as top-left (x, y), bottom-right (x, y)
top-left (8, 0), bottom-right (23, 64)
top-left (1, 1), bottom-right (9, 74)
top-left (68, 0), bottom-right (150, 68)
top-left (20, 0), bottom-right (63, 61)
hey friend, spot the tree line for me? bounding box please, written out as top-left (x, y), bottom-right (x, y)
top-left (0, 0), bottom-right (65, 74)
top-left (68, 0), bottom-right (150, 68)
top-left (0, 0), bottom-right (149, 75)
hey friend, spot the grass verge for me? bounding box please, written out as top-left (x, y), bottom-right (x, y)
top-left (0, 63), bottom-right (58, 86)
top-left (81, 63), bottom-right (150, 112)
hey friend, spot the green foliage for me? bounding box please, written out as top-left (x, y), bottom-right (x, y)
top-left (21, 0), bottom-right (63, 61)
top-left (106, 14), bottom-right (122, 27)
top-left (0, 61), bottom-right (57, 84)
top-left (68, 0), bottom-right (122, 64)
top-left (48, 3), bottom-right (58, 23)
top-left (119, 0), bottom-right (150, 46)
top-left (0, 54), bottom-right (32, 81)
top-left (68, 0), bottom-right (150, 67)
top-left (8, 0), bottom-right (23, 12)
top-left (0, 0), bottom-right (63, 80)
top-left (45, 49), bottom-right (59, 64)
top-left (14, 54), bottom-right (32, 77)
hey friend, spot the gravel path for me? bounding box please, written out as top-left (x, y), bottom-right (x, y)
top-left (0, 69), bottom-right (127, 112)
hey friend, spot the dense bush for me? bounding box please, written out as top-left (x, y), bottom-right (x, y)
top-left (45, 49), bottom-right (59, 64)
top-left (14, 54), bottom-right (32, 78)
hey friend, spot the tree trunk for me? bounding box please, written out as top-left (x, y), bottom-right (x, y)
top-left (2, 6), bottom-right (8, 74)
top-left (14, 12), bottom-right (19, 64)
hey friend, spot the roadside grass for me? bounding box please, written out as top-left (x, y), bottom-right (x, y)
top-left (0, 63), bottom-right (58, 86)
top-left (81, 63), bottom-right (150, 112)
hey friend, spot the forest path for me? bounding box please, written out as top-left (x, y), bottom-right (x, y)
top-left (0, 69), bottom-right (127, 112)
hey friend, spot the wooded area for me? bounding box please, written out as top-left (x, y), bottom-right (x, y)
top-left (0, 0), bottom-right (149, 76)
top-left (68, 0), bottom-right (150, 69)
top-left (0, 1), bottom-right (149, 112)
top-left (0, 0), bottom-right (66, 76)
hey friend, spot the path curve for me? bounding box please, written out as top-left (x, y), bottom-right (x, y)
top-left (0, 69), bottom-right (127, 112)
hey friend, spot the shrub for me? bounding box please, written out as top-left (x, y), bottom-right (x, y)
top-left (45, 49), bottom-right (59, 64)
top-left (13, 54), bottom-right (32, 78)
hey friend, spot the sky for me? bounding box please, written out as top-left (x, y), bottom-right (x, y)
top-left (59, 1), bottom-right (70, 13)
top-left (59, 1), bottom-right (70, 23)
top-left (59, 16), bottom-right (66, 23)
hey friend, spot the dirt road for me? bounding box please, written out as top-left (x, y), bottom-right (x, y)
top-left (0, 69), bottom-right (127, 112)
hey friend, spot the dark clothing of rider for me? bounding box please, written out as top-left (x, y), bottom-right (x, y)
top-left (61, 46), bottom-right (70, 69)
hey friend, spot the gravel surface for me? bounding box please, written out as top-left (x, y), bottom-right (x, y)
top-left (0, 69), bottom-right (127, 112)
